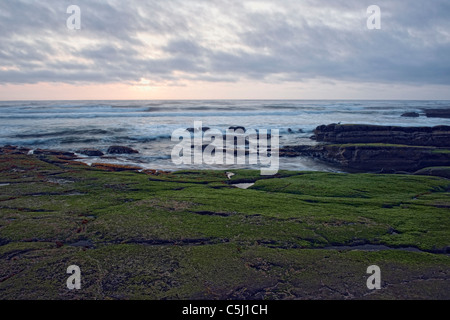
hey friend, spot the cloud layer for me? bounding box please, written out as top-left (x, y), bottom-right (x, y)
top-left (1, 0), bottom-right (450, 87)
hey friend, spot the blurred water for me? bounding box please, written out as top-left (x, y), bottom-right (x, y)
top-left (0, 100), bottom-right (449, 171)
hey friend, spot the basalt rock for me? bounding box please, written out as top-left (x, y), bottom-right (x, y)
top-left (280, 144), bottom-right (450, 173)
top-left (313, 124), bottom-right (450, 147)
top-left (423, 108), bottom-right (450, 119)
top-left (33, 149), bottom-right (77, 158)
top-left (401, 112), bottom-right (420, 118)
top-left (77, 149), bottom-right (104, 157)
top-left (107, 146), bottom-right (139, 154)
top-left (0, 145), bottom-right (31, 155)
top-left (91, 163), bottom-right (141, 172)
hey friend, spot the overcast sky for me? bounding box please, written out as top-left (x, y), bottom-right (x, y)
top-left (0, 0), bottom-right (449, 100)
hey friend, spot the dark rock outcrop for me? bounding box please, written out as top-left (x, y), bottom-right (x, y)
top-left (287, 128), bottom-right (304, 133)
top-left (423, 108), bottom-right (450, 119)
top-left (401, 112), bottom-right (420, 118)
top-left (91, 163), bottom-right (141, 172)
top-left (107, 146), bottom-right (139, 154)
top-left (77, 149), bottom-right (104, 157)
top-left (0, 145), bottom-right (31, 155)
top-left (313, 124), bottom-right (450, 147)
top-left (33, 149), bottom-right (77, 157)
top-left (280, 144), bottom-right (450, 173)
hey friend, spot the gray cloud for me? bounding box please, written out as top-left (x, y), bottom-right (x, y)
top-left (0, 0), bottom-right (449, 86)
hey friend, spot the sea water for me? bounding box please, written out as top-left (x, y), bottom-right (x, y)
top-left (0, 100), bottom-right (449, 171)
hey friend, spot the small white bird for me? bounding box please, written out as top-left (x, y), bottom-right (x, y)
top-left (226, 172), bottom-right (235, 180)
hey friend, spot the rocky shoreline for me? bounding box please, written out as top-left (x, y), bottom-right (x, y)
top-left (0, 146), bottom-right (449, 299)
top-left (0, 145), bottom-right (154, 173)
top-left (423, 108), bottom-right (450, 119)
top-left (3, 121), bottom-right (450, 176)
top-left (280, 124), bottom-right (450, 175)
top-left (311, 124), bottom-right (450, 147)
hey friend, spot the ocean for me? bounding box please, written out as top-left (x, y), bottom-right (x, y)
top-left (1, 100), bottom-right (449, 172)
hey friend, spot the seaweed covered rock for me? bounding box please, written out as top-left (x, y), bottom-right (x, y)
top-left (414, 167), bottom-right (450, 179)
top-left (91, 163), bottom-right (141, 171)
top-left (33, 149), bottom-right (77, 157)
top-left (0, 145), bottom-right (31, 155)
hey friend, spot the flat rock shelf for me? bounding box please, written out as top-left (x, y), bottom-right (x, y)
top-left (0, 146), bottom-right (449, 300)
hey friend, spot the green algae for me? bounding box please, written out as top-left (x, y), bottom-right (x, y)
top-left (0, 152), bottom-right (448, 299)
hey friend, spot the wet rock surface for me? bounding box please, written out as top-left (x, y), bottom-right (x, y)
top-left (312, 124), bottom-right (450, 147)
top-left (281, 144), bottom-right (450, 173)
top-left (107, 146), bottom-right (139, 154)
top-left (0, 150), bottom-right (449, 299)
top-left (423, 108), bottom-right (450, 119)
top-left (281, 124), bottom-right (450, 173)
top-left (77, 149), bottom-right (104, 157)
top-left (401, 112), bottom-right (420, 118)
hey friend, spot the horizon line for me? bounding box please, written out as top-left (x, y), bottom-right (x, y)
top-left (1, 98), bottom-right (450, 102)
